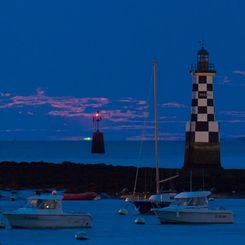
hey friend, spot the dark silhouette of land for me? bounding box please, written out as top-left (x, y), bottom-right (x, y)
top-left (0, 161), bottom-right (245, 197)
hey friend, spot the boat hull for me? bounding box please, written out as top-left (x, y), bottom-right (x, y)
top-left (4, 213), bottom-right (92, 229)
top-left (153, 209), bottom-right (234, 224)
top-left (133, 201), bottom-right (171, 214)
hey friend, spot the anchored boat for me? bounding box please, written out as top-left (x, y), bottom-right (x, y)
top-left (153, 191), bottom-right (234, 224)
top-left (3, 193), bottom-right (92, 228)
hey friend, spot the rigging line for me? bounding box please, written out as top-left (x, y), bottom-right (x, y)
top-left (133, 111), bottom-right (148, 195)
top-left (133, 66), bottom-right (154, 195)
top-left (153, 59), bottom-right (160, 194)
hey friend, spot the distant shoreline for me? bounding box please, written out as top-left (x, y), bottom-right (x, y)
top-left (1, 161), bottom-right (245, 197)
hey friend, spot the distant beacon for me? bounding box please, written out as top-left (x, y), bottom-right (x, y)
top-left (184, 46), bottom-right (221, 168)
top-left (91, 110), bottom-right (105, 154)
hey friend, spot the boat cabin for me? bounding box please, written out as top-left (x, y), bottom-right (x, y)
top-left (173, 191), bottom-right (211, 208)
top-left (25, 194), bottom-right (63, 211)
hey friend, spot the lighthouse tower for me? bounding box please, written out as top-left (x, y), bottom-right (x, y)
top-left (184, 47), bottom-right (221, 168)
top-left (91, 111), bottom-right (105, 154)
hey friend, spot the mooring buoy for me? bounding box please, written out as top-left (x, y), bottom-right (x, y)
top-left (134, 216), bottom-right (145, 224)
top-left (118, 208), bottom-right (128, 215)
top-left (75, 231), bottom-right (88, 240)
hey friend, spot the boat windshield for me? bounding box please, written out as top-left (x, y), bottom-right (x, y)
top-left (174, 197), bottom-right (208, 207)
top-left (26, 199), bottom-right (59, 209)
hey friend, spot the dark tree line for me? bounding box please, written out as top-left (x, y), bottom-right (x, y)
top-left (0, 161), bottom-right (245, 196)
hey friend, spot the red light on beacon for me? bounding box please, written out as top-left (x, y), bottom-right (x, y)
top-left (94, 111), bottom-right (101, 121)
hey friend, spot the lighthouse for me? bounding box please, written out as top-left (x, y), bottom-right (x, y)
top-left (184, 46), bottom-right (221, 168)
top-left (91, 110), bottom-right (105, 154)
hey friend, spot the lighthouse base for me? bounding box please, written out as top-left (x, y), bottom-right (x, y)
top-left (91, 131), bottom-right (105, 154)
top-left (183, 142), bottom-right (222, 169)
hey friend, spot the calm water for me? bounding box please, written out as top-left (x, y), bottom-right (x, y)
top-left (0, 140), bottom-right (244, 169)
top-left (0, 196), bottom-right (245, 244)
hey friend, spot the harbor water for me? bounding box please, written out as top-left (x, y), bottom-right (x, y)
top-left (0, 140), bottom-right (244, 169)
top-left (0, 195), bottom-right (244, 244)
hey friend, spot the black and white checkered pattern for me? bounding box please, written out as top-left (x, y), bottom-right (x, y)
top-left (186, 74), bottom-right (219, 143)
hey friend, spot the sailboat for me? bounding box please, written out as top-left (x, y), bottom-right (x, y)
top-left (132, 59), bottom-right (178, 214)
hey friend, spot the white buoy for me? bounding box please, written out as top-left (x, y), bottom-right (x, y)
top-left (134, 216), bottom-right (145, 225)
top-left (118, 208), bottom-right (128, 215)
top-left (75, 231), bottom-right (88, 240)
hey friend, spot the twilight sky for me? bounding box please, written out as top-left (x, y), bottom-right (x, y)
top-left (0, 0), bottom-right (245, 141)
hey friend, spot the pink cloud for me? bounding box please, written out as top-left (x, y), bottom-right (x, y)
top-left (26, 111), bottom-right (34, 116)
top-left (217, 76), bottom-right (232, 85)
top-left (233, 70), bottom-right (245, 75)
top-left (220, 120), bottom-right (245, 123)
top-left (0, 88), bottom-right (109, 112)
top-left (0, 129), bottom-right (26, 133)
top-left (119, 98), bottom-right (135, 103)
top-left (0, 89), bottom-right (150, 124)
top-left (161, 102), bottom-right (187, 108)
top-left (0, 92), bottom-right (12, 97)
top-left (137, 100), bottom-right (148, 105)
top-left (104, 109), bottom-right (147, 122)
top-left (103, 124), bottom-right (153, 131)
top-left (220, 111), bottom-right (245, 118)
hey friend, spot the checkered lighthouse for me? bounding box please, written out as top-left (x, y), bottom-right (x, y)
top-left (184, 47), bottom-right (221, 168)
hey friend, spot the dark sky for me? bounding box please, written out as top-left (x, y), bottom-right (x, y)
top-left (0, 0), bottom-right (245, 140)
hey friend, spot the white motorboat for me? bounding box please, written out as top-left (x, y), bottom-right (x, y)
top-left (153, 191), bottom-right (234, 224)
top-left (3, 193), bottom-right (92, 228)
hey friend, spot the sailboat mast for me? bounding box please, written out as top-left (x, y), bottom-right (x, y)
top-left (153, 59), bottom-right (160, 194)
